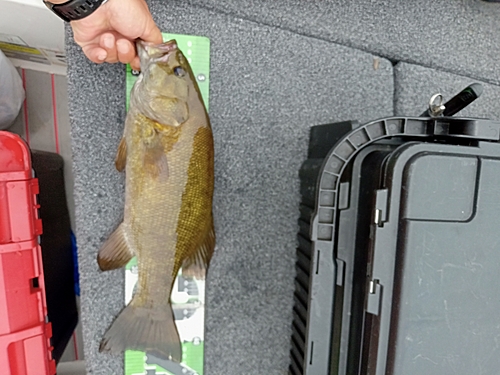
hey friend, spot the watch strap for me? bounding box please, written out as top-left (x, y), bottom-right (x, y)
top-left (44, 0), bottom-right (106, 22)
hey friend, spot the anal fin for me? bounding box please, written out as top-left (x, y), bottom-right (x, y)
top-left (97, 223), bottom-right (134, 271)
top-left (182, 221), bottom-right (216, 278)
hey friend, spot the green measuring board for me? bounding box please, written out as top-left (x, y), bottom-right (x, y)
top-left (124, 33), bottom-right (210, 375)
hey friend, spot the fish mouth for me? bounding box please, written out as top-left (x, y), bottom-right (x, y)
top-left (137, 39), bottom-right (178, 68)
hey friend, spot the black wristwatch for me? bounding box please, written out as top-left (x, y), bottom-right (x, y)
top-left (43, 0), bottom-right (107, 22)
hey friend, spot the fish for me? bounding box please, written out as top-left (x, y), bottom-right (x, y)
top-left (96, 39), bottom-right (215, 362)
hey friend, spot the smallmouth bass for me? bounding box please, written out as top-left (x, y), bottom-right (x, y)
top-left (97, 39), bottom-right (215, 362)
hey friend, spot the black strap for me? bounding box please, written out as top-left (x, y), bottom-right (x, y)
top-left (44, 0), bottom-right (106, 22)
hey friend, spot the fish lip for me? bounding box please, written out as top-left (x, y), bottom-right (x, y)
top-left (138, 39), bottom-right (178, 58)
top-left (140, 39), bottom-right (177, 50)
top-left (136, 39), bottom-right (178, 70)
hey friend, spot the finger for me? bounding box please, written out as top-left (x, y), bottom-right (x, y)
top-left (105, 56), bottom-right (119, 64)
top-left (116, 39), bottom-right (136, 64)
top-left (81, 45), bottom-right (107, 64)
top-left (130, 56), bottom-right (141, 72)
top-left (99, 32), bottom-right (119, 63)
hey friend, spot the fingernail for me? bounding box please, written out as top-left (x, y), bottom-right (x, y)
top-left (97, 52), bottom-right (106, 61)
top-left (103, 36), bottom-right (114, 49)
top-left (117, 41), bottom-right (129, 54)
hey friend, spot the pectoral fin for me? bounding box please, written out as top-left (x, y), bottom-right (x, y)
top-left (115, 137), bottom-right (127, 172)
top-left (143, 142), bottom-right (169, 181)
top-left (182, 221), bottom-right (216, 278)
top-left (97, 223), bottom-right (134, 271)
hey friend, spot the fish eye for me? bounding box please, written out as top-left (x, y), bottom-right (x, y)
top-left (173, 66), bottom-right (186, 77)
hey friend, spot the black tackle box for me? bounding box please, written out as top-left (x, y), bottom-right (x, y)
top-left (32, 150), bottom-right (78, 363)
top-left (290, 97), bottom-right (500, 375)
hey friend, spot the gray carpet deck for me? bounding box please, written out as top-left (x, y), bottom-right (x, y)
top-left (183, 0), bottom-right (500, 85)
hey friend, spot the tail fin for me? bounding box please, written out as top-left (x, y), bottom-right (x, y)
top-left (99, 303), bottom-right (182, 362)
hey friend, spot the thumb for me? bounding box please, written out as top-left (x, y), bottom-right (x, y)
top-left (141, 22), bottom-right (163, 44)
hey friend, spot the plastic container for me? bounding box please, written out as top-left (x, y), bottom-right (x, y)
top-left (360, 140), bottom-right (500, 375)
top-left (0, 131), bottom-right (56, 375)
top-left (290, 116), bottom-right (500, 375)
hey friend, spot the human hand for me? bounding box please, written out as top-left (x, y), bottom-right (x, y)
top-left (66, 0), bottom-right (162, 70)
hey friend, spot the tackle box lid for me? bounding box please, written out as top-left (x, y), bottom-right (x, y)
top-left (365, 139), bottom-right (500, 375)
top-left (291, 114), bottom-right (500, 375)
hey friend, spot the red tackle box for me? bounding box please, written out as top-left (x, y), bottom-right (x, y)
top-left (0, 131), bottom-right (56, 375)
